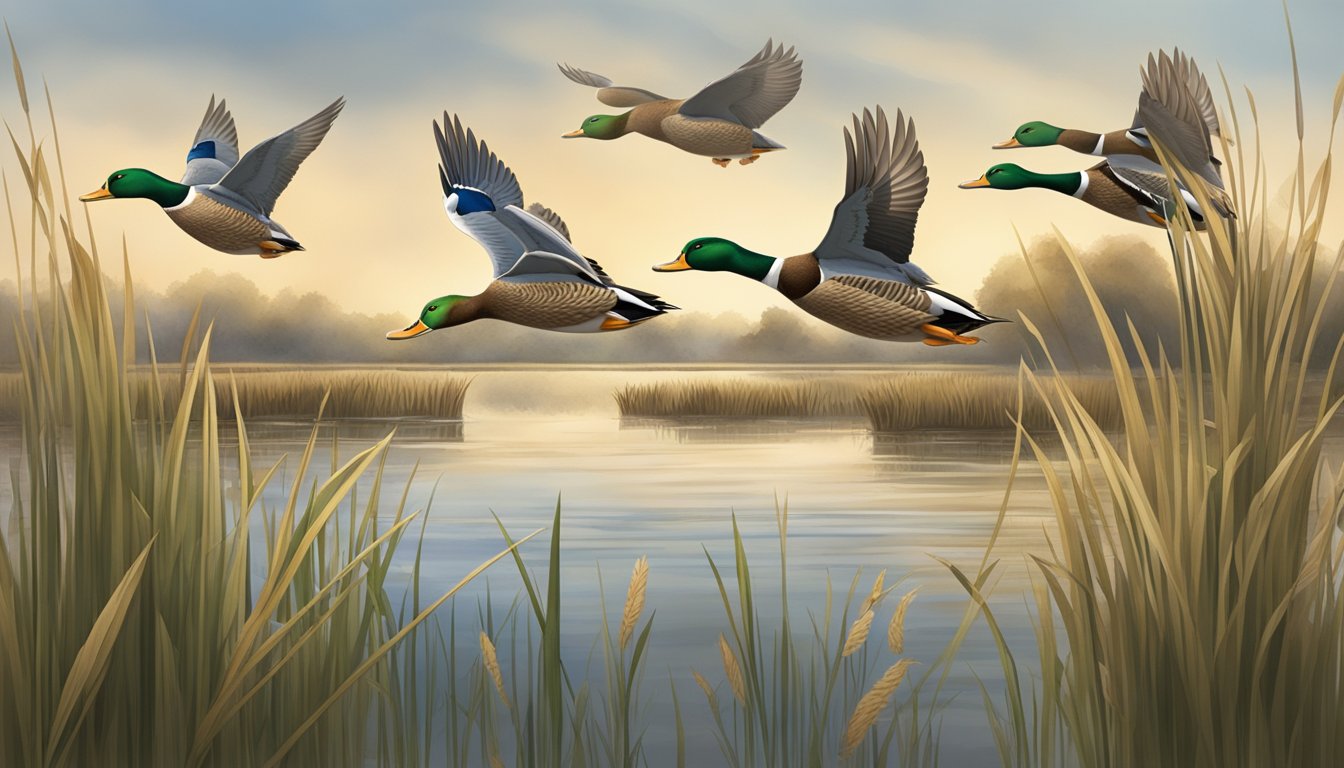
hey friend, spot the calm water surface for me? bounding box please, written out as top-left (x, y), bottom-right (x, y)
top-left (234, 369), bottom-right (1063, 766)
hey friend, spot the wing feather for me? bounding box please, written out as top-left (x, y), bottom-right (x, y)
top-left (214, 97), bottom-right (344, 216)
top-left (678, 39), bottom-right (802, 128)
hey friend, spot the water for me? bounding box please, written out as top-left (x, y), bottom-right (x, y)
top-left (6, 367), bottom-right (1342, 763)
top-left (229, 369), bottom-right (1059, 766)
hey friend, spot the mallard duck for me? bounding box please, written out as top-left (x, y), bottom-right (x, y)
top-left (79, 96), bottom-right (344, 258)
top-left (994, 50), bottom-right (1225, 190)
top-left (387, 114), bottom-right (676, 341)
top-left (653, 107), bottom-right (1003, 346)
top-left (958, 155), bottom-right (1229, 229)
top-left (559, 39), bottom-right (801, 168)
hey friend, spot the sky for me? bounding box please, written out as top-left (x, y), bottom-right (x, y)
top-left (2, 0), bottom-right (1342, 322)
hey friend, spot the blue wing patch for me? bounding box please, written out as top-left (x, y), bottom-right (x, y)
top-left (187, 140), bottom-right (217, 161)
top-left (453, 187), bottom-right (496, 214)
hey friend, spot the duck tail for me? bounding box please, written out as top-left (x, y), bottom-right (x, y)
top-left (610, 285), bottom-right (678, 324)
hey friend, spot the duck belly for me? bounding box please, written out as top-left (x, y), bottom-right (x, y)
top-left (164, 193), bottom-right (276, 254)
top-left (659, 114), bottom-right (757, 158)
top-left (483, 281), bottom-right (617, 332)
top-left (792, 276), bottom-right (936, 342)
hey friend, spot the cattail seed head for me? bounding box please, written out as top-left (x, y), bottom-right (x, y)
top-left (840, 659), bottom-right (915, 758)
top-left (718, 634), bottom-right (746, 705)
top-left (620, 557), bottom-right (649, 651)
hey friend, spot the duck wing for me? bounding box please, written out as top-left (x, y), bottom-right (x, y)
top-left (1171, 48), bottom-right (1225, 142)
top-left (214, 97), bottom-right (344, 216)
top-left (678, 39), bottom-right (802, 128)
top-left (494, 205), bottom-right (609, 284)
top-left (181, 95), bottom-right (239, 187)
top-left (525, 202), bottom-right (571, 242)
top-left (814, 106), bottom-right (932, 285)
top-left (1103, 155), bottom-right (1218, 221)
top-left (557, 64), bottom-right (668, 107)
top-left (433, 113), bottom-right (529, 277)
top-left (1138, 51), bottom-right (1223, 188)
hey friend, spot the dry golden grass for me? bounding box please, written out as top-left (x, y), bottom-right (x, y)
top-left (717, 633), bottom-right (747, 706)
top-left (0, 369), bottom-right (470, 422)
top-left (841, 659), bottom-right (916, 758)
top-left (614, 373), bottom-right (1122, 431)
top-left (615, 377), bottom-right (863, 419)
top-left (859, 373), bottom-right (1121, 431)
top-left (618, 557), bottom-right (648, 652)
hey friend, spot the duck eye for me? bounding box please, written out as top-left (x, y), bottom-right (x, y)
top-left (988, 168), bottom-right (1000, 176)
top-left (112, 174), bottom-right (124, 181)
top-left (427, 305), bottom-right (438, 312)
top-left (692, 243), bottom-right (703, 250)
top-left (1021, 127), bottom-right (1033, 134)
top-left (588, 117), bottom-right (599, 123)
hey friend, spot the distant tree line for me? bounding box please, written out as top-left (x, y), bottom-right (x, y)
top-left (1, 235), bottom-right (1339, 369)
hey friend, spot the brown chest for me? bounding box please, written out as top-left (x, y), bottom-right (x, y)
top-left (165, 194), bottom-right (269, 254)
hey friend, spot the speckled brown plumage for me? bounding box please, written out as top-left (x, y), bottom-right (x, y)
top-left (165, 194), bottom-right (274, 254)
top-left (478, 281), bottom-right (616, 329)
top-left (622, 100), bottom-right (765, 157)
top-left (792, 275), bottom-right (934, 341)
top-left (1080, 167), bottom-right (1154, 225)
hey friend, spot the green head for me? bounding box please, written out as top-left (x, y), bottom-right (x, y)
top-left (959, 163), bottom-right (1081, 195)
top-left (386, 295), bottom-right (470, 340)
top-left (562, 113), bottom-right (630, 140)
top-left (994, 121), bottom-right (1064, 149)
top-left (653, 237), bottom-right (774, 281)
top-left (79, 168), bottom-right (189, 208)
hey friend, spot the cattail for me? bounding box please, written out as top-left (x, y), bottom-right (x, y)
top-left (842, 609), bottom-right (875, 657)
top-left (619, 557), bottom-right (649, 651)
top-left (692, 669), bottom-right (719, 709)
top-left (888, 588), bottom-right (918, 654)
top-left (859, 569), bottom-right (887, 616)
top-left (840, 659), bottom-right (915, 758)
top-left (479, 631), bottom-right (509, 708)
top-left (718, 634), bottom-right (746, 705)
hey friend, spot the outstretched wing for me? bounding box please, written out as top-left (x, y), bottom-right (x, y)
top-left (815, 107), bottom-right (931, 284)
top-left (1171, 48), bottom-right (1224, 141)
top-left (494, 205), bottom-right (606, 283)
top-left (525, 202), bottom-right (571, 242)
top-left (1138, 51), bottom-right (1223, 188)
top-left (557, 64), bottom-right (668, 107)
top-left (434, 113), bottom-right (527, 277)
top-left (214, 97), bottom-right (344, 216)
top-left (181, 95), bottom-right (240, 187)
top-left (678, 39), bottom-right (802, 128)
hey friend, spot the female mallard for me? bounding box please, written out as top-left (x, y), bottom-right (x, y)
top-left (79, 96), bottom-right (344, 258)
top-left (994, 49), bottom-right (1225, 190)
top-left (958, 157), bottom-right (1227, 229)
top-left (654, 107), bottom-right (1003, 346)
top-left (559, 39), bottom-right (801, 168)
top-left (387, 114), bottom-right (676, 341)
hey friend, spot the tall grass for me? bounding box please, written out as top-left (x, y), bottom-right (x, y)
top-left (0, 369), bottom-right (472, 422)
top-left (615, 378), bottom-right (864, 419)
top-left (0, 41), bottom-right (527, 766)
top-left (691, 505), bottom-right (937, 767)
top-left (858, 375), bottom-right (1120, 432)
top-left (949, 27), bottom-right (1344, 767)
top-left (615, 374), bottom-right (1122, 431)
